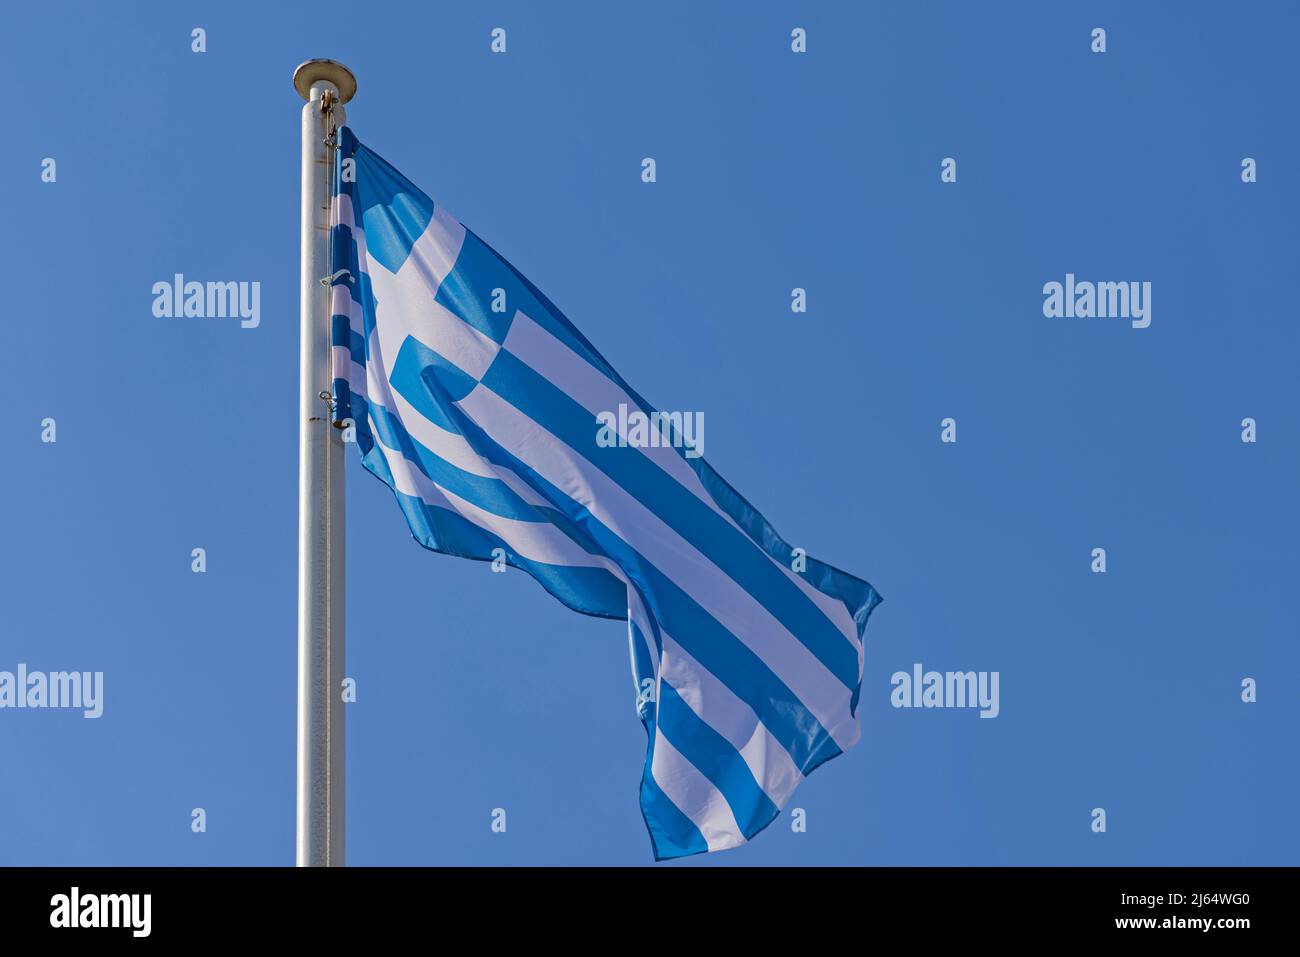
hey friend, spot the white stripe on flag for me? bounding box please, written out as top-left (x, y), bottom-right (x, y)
top-left (650, 729), bottom-right (746, 853)
top-left (659, 633), bottom-right (804, 810)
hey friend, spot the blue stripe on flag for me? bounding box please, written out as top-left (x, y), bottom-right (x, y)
top-left (639, 725), bottom-right (710, 860)
top-left (656, 680), bottom-right (781, 836)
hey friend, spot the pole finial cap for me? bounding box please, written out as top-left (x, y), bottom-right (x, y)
top-left (293, 59), bottom-right (357, 103)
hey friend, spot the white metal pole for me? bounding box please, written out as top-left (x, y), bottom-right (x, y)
top-left (293, 59), bottom-right (355, 867)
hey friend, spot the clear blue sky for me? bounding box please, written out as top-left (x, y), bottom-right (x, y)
top-left (2, 0), bottom-right (1296, 866)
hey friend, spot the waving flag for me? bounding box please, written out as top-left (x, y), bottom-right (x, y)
top-left (328, 127), bottom-right (882, 859)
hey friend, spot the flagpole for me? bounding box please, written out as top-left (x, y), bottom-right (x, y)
top-left (293, 59), bottom-right (355, 867)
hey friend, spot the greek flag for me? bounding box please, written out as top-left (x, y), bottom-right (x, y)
top-left (329, 127), bottom-right (882, 859)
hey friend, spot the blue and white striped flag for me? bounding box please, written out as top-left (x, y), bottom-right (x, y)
top-left (329, 127), bottom-right (882, 859)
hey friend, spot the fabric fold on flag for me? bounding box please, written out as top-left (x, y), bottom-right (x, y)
top-left (328, 126), bottom-right (882, 859)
